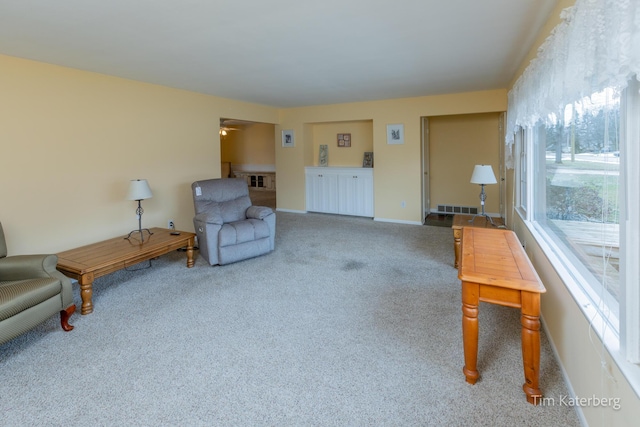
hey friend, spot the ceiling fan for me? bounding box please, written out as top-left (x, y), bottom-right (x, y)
top-left (220, 118), bottom-right (257, 135)
top-left (219, 127), bottom-right (237, 136)
top-left (219, 119), bottom-right (239, 136)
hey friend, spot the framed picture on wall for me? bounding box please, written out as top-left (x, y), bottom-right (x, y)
top-left (337, 133), bottom-right (351, 147)
top-left (319, 144), bottom-right (328, 166)
top-left (282, 129), bottom-right (295, 147)
top-left (363, 152), bottom-right (374, 168)
top-left (386, 124), bottom-right (404, 145)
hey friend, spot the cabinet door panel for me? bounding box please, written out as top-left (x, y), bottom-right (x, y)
top-left (358, 173), bottom-right (374, 217)
top-left (338, 172), bottom-right (373, 217)
top-left (306, 171), bottom-right (338, 213)
top-left (320, 173), bottom-right (339, 213)
top-left (338, 174), bottom-right (359, 216)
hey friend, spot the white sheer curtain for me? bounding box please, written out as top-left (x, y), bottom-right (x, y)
top-left (506, 0), bottom-right (640, 168)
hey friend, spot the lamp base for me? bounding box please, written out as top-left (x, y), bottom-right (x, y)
top-left (125, 228), bottom-right (154, 243)
top-left (468, 213), bottom-right (496, 226)
top-left (469, 183), bottom-right (496, 226)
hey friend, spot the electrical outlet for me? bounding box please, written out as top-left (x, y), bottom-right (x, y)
top-left (168, 220), bottom-right (175, 229)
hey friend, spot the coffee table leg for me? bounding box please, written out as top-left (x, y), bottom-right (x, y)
top-left (461, 281), bottom-right (480, 384)
top-left (186, 237), bottom-right (195, 268)
top-left (521, 292), bottom-right (543, 404)
top-left (79, 273), bottom-right (94, 315)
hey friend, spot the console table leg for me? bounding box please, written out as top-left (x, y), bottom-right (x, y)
top-left (521, 292), bottom-right (543, 404)
top-left (453, 229), bottom-right (462, 269)
top-left (461, 281), bottom-right (480, 384)
top-left (79, 273), bottom-right (94, 315)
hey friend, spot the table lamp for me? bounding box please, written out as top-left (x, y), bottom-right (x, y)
top-left (470, 165), bottom-right (497, 225)
top-left (125, 179), bottom-right (154, 243)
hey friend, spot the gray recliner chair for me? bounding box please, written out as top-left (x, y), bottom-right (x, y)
top-left (0, 222), bottom-right (75, 346)
top-left (192, 178), bottom-right (275, 265)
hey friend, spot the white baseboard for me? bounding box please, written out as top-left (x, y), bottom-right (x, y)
top-left (374, 217), bottom-right (423, 225)
top-left (276, 210), bottom-right (422, 225)
top-left (540, 316), bottom-right (587, 426)
top-left (275, 208), bottom-right (306, 214)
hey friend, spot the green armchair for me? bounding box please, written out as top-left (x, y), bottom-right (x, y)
top-left (0, 222), bottom-right (75, 346)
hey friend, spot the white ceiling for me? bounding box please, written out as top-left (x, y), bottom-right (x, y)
top-left (0, 0), bottom-right (558, 108)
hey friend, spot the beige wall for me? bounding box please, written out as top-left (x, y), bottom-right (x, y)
top-left (506, 0), bottom-right (640, 425)
top-left (0, 54), bottom-right (278, 254)
top-left (428, 113), bottom-right (501, 214)
top-left (220, 122), bottom-right (275, 169)
top-left (276, 91), bottom-right (507, 222)
top-left (0, 54), bottom-right (505, 244)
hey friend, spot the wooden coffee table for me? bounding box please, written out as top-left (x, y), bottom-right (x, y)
top-left (56, 228), bottom-right (196, 315)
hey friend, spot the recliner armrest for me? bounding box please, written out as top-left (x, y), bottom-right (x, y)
top-left (194, 211), bottom-right (223, 225)
top-left (0, 254), bottom-right (59, 281)
top-left (246, 206), bottom-right (273, 220)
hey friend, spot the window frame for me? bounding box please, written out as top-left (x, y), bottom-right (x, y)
top-left (619, 78), bottom-right (640, 364)
top-left (515, 81), bottom-right (640, 396)
top-left (514, 128), bottom-right (528, 217)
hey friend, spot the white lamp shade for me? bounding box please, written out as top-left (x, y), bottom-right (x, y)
top-left (470, 165), bottom-right (497, 185)
top-left (127, 179), bottom-right (153, 200)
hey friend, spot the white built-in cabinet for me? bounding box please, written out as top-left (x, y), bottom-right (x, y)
top-left (305, 167), bottom-right (373, 217)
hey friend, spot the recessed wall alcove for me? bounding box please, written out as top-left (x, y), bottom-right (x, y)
top-left (306, 119), bottom-right (373, 167)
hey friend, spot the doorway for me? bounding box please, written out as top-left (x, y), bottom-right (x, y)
top-left (421, 113), bottom-right (504, 225)
top-left (219, 118), bottom-right (276, 209)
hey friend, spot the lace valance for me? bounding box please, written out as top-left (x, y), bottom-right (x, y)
top-left (506, 0), bottom-right (640, 167)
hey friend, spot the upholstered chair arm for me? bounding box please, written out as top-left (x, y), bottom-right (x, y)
top-left (246, 206), bottom-right (273, 220)
top-left (0, 254), bottom-right (60, 281)
top-left (194, 211), bottom-right (223, 225)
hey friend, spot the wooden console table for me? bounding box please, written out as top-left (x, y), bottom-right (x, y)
top-left (452, 214), bottom-right (504, 268)
top-left (458, 227), bottom-right (546, 404)
top-left (57, 228), bottom-right (195, 315)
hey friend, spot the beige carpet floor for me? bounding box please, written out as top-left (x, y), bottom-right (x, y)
top-left (0, 211), bottom-right (580, 426)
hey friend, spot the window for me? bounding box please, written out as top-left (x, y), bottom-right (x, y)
top-left (505, 0), bottom-right (640, 375)
top-left (531, 89), bottom-right (622, 328)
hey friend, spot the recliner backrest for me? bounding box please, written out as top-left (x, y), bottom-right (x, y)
top-left (0, 222), bottom-right (6, 259)
top-left (192, 179), bottom-right (252, 223)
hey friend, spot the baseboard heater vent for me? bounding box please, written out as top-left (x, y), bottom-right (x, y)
top-left (436, 205), bottom-right (478, 215)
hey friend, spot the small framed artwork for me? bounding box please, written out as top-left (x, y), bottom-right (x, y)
top-left (282, 129), bottom-right (295, 147)
top-left (337, 133), bottom-right (351, 147)
top-left (363, 152), bottom-right (374, 168)
top-left (319, 144), bottom-right (328, 167)
top-left (386, 124), bottom-right (404, 145)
